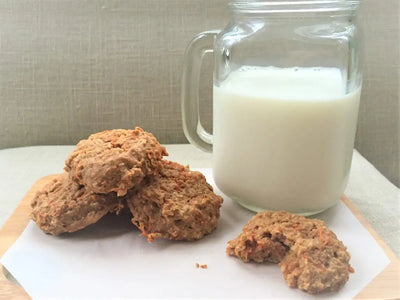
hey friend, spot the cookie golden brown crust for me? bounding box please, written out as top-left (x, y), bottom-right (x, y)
top-left (226, 211), bottom-right (353, 294)
top-left (126, 160), bottom-right (223, 242)
top-left (31, 173), bottom-right (124, 235)
top-left (64, 127), bottom-right (168, 196)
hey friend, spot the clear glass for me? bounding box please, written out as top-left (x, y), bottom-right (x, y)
top-left (181, 0), bottom-right (362, 215)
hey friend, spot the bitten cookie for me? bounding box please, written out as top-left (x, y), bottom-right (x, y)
top-left (226, 211), bottom-right (353, 294)
top-left (31, 173), bottom-right (124, 235)
top-left (126, 160), bottom-right (223, 242)
top-left (64, 127), bottom-right (167, 196)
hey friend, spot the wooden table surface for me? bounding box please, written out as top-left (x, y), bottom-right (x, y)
top-left (0, 175), bottom-right (399, 299)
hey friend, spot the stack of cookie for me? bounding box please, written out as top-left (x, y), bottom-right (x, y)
top-left (31, 127), bottom-right (223, 242)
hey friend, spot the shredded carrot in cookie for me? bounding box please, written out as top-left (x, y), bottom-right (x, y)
top-left (317, 226), bottom-right (330, 247)
top-left (140, 229), bottom-right (148, 237)
top-left (256, 242), bottom-right (264, 251)
top-left (302, 254), bottom-right (312, 261)
top-left (318, 227), bottom-right (324, 240)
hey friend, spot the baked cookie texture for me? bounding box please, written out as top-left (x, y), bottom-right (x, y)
top-left (31, 127), bottom-right (223, 241)
top-left (226, 211), bottom-right (353, 294)
top-left (127, 160), bottom-right (223, 242)
top-left (279, 237), bottom-right (353, 294)
top-left (31, 173), bottom-right (124, 235)
top-left (64, 127), bottom-right (168, 196)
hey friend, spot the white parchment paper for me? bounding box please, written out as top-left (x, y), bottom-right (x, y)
top-left (1, 169), bottom-right (390, 299)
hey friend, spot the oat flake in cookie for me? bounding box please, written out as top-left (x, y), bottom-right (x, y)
top-left (31, 173), bottom-right (124, 235)
top-left (226, 211), bottom-right (354, 294)
top-left (64, 127), bottom-right (168, 196)
top-left (126, 160), bottom-right (223, 242)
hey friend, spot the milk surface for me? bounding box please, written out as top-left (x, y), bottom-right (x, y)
top-left (213, 66), bottom-right (360, 214)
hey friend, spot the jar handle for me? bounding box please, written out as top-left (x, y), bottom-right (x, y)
top-left (181, 31), bottom-right (219, 153)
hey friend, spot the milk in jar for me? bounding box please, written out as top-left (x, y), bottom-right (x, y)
top-left (213, 66), bottom-right (360, 214)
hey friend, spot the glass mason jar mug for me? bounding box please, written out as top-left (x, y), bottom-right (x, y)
top-left (181, 0), bottom-right (362, 215)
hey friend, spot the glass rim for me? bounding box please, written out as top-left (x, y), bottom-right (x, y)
top-left (229, 0), bottom-right (360, 14)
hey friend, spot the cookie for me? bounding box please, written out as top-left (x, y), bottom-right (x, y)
top-left (31, 173), bottom-right (124, 235)
top-left (279, 237), bottom-right (353, 294)
top-left (226, 211), bottom-right (353, 294)
top-left (64, 127), bottom-right (167, 196)
top-left (126, 160), bottom-right (223, 242)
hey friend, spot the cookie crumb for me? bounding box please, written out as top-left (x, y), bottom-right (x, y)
top-left (195, 263), bottom-right (207, 269)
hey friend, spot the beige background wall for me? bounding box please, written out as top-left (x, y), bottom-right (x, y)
top-left (354, 0), bottom-right (399, 187)
top-left (0, 0), bottom-right (398, 186)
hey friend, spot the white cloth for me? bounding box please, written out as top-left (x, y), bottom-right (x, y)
top-left (346, 151), bottom-right (400, 255)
